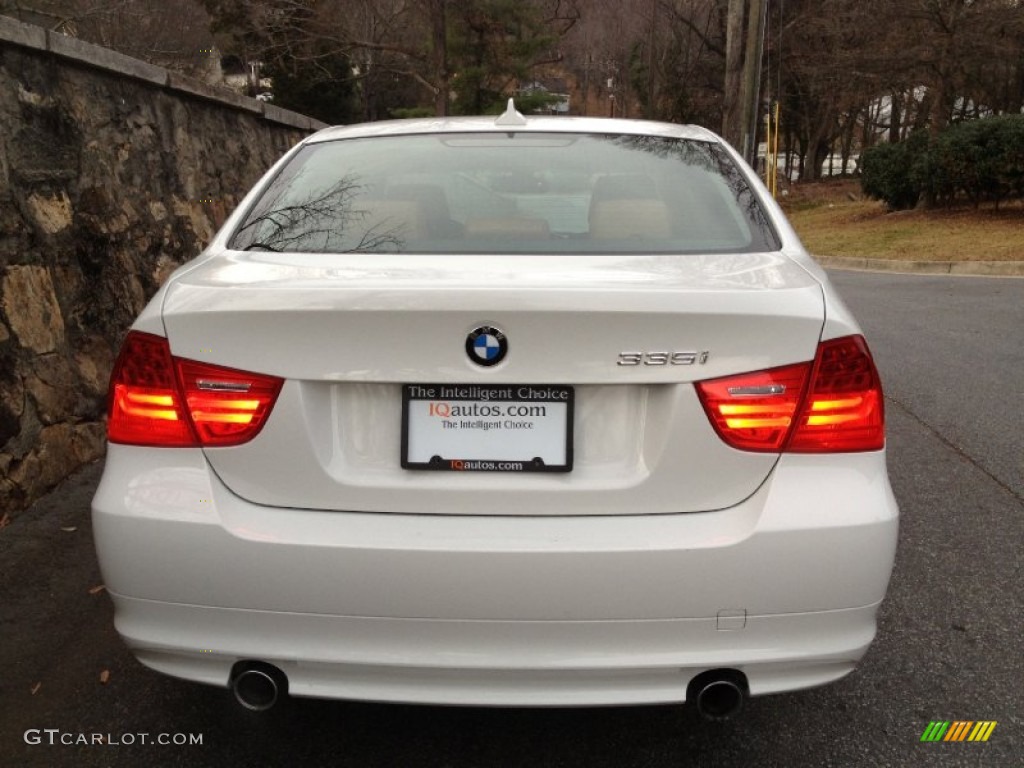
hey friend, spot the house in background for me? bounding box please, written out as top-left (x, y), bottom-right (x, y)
top-left (518, 79), bottom-right (571, 115)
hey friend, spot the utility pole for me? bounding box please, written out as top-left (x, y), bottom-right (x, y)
top-left (722, 0), bottom-right (767, 165)
top-left (740, 0), bottom-right (767, 165)
top-left (646, 0), bottom-right (657, 119)
top-left (429, 0), bottom-right (449, 116)
top-left (722, 0), bottom-right (745, 150)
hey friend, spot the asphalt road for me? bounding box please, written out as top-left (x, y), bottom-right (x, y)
top-left (1, 270), bottom-right (1021, 768)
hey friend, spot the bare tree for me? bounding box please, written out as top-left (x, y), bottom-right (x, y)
top-left (199, 0), bottom-right (580, 117)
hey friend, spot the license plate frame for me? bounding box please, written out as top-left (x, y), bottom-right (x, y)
top-left (401, 384), bottom-right (574, 472)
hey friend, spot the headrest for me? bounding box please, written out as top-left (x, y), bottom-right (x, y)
top-left (589, 200), bottom-right (672, 240)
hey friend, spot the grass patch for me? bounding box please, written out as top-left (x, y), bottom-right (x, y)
top-left (780, 180), bottom-right (1024, 261)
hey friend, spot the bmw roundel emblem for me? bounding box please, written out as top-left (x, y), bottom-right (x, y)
top-left (466, 326), bottom-right (508, 367)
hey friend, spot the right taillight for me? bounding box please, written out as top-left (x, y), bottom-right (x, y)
top-left (787, 335), bottom-right (884, 452)
top-left (696, 334), bottom-right (884, 454)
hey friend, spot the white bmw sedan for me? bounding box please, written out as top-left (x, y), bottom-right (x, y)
top-left (92, 103), bottom-right (898, 716)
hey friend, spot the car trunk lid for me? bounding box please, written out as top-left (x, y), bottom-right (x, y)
top-left (160, 250), bottom-right (824, 515)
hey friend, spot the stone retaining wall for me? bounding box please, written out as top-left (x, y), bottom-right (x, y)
top-left (0, 16), bottom-right (325, 513)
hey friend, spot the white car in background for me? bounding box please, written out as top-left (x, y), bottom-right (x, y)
top-left (92, 102), bottom-right (898, 717)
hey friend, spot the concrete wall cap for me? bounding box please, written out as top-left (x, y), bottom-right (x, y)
top-left (45, 30), bottom-right (168, 86)
top-left (167, 72), bottom-right (261, 114)
top-left (3, 18), bottom-right (323, 129)
top-left (261, 102), bottom-right (328, 131)
top-left (0, 14), bottom-right (47, 51)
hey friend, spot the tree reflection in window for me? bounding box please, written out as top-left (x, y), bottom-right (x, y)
top-left (232, 177), bottom-right (408, 253)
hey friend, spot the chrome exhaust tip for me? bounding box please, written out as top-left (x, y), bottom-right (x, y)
top-left (688, 669), bottom-right (748, 720)
top-left (231, 662), bottom-right (286, 711)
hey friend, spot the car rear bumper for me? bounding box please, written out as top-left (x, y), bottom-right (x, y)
top-left (92, 445), bottom-right (898, 706)
top-left (116, 595), bottom-right (880, 706)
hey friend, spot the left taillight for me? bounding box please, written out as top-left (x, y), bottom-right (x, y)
top-left (108, 332), bottom-right (196, 446)
top-left (107, 331), bottom-right (283, 448)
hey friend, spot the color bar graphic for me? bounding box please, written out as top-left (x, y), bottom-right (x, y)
top-left (920, 721), bottom-right (949, 742)
top-left (920, 720), bottom-right (997, 742)
top-left (944, 721), bottom-right (973, 741)
top-left (967, 722), bottom-right (998, 742)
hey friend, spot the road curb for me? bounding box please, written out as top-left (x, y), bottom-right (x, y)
top-left (815, 255), bottom-right (1024, 277)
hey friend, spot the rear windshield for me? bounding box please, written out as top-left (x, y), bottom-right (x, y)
top-left (229, 132), bottom-right (780, 254)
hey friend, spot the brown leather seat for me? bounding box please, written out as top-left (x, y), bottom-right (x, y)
top-left (588, 174), bottom-right (671, 239)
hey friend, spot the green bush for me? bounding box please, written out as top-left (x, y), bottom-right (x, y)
top-left (861, 115), bottom-right (1024, 210)
top-left (943, 116), bottom-right (1024, 207)
top-left (389, 107), bottom-right (436, 119)
top-left (860, 131), bottom-right (927, 210)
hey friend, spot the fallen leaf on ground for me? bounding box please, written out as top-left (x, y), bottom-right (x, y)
top-left (0, 513), bottom-right (10, 529)
top-left (30, 682), bottom-right (41, 695)
top-left (99, 669), bottom-right (110, 684)
top-left (88, 584), bottom-right (106, 595)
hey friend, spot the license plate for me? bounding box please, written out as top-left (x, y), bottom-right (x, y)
top-left (402, 384), bottom-right (574, 472)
